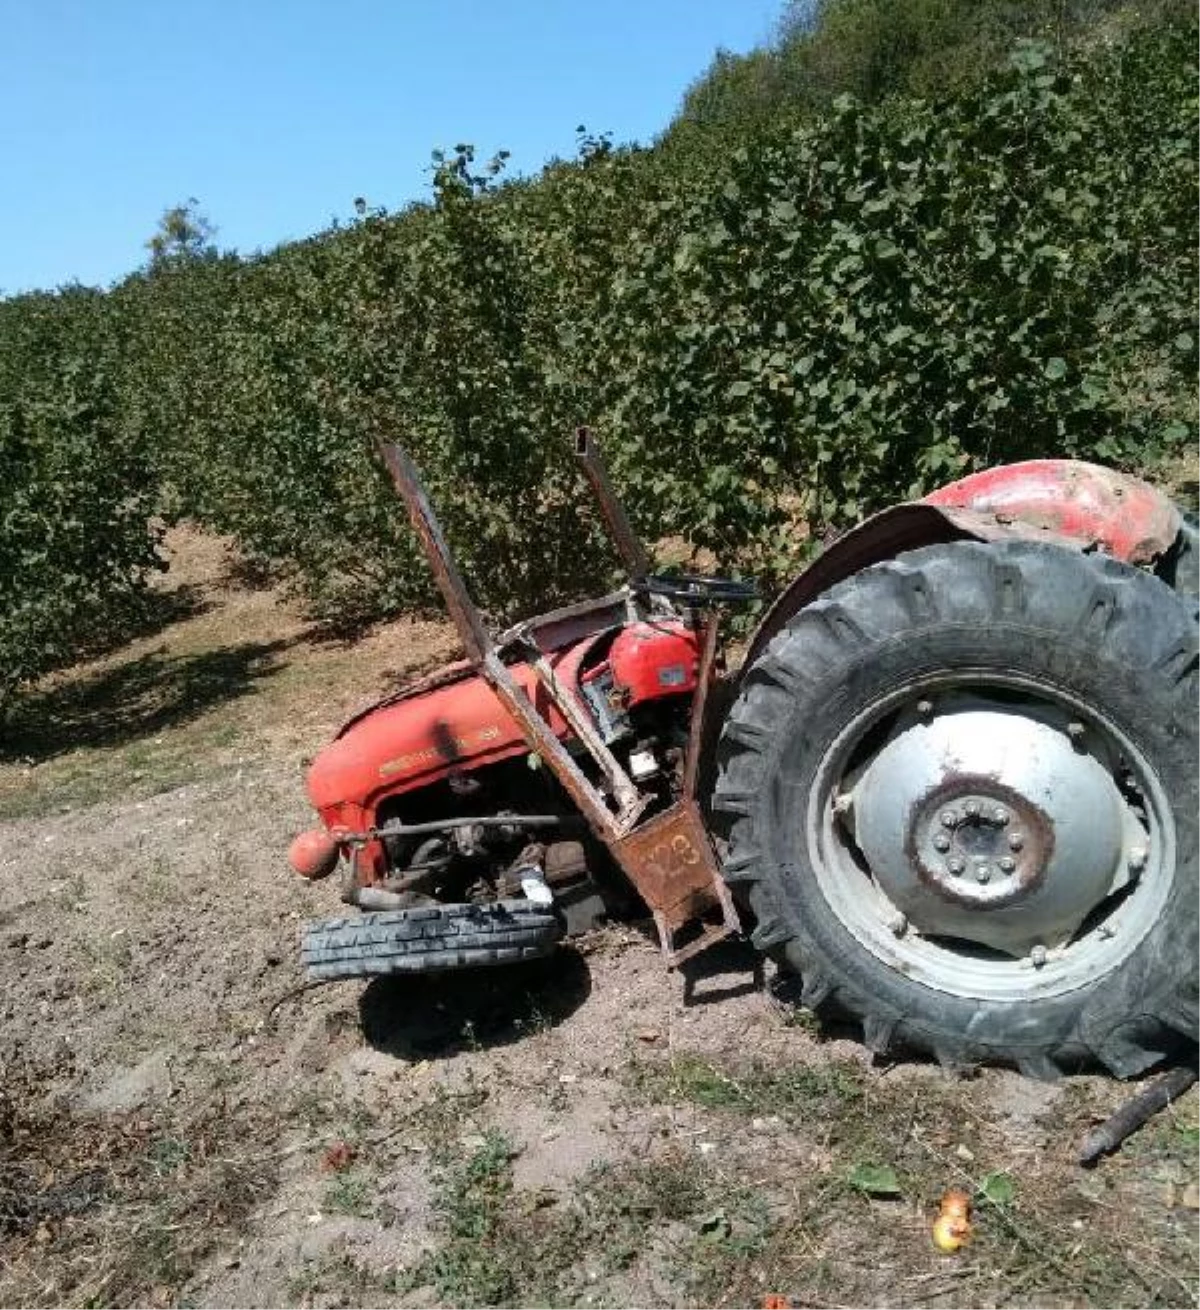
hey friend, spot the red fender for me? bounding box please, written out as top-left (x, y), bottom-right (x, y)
top-left (741, 459), bottom-right (1181, 672)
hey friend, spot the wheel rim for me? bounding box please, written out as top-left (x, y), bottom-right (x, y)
top-left (807, 673), bottom-right (1173, 1002)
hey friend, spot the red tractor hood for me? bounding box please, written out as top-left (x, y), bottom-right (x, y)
top-left (307, 654), bottom-right (578, 820)
top-left (306, 620), bottom-right (701, 824)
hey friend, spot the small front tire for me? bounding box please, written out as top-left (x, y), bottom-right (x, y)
top-left (302, 901), bottom-right (563, 980)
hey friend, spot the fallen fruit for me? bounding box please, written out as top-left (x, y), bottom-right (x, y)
top-left (320, 1141), bottom-right (357, 1172)
top-left (932, 1188), bottom-right (972, 1252)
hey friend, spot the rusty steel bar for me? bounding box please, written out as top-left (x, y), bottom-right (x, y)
top-left (378, 441), bottom-right (628, 843)
top-left (683, 615), bottom-right (721, 804)
top-left (1078, 1063), bottom-right (1199, 1165)
top-left (379, 443), bottom-right (492, 665)
top-left (574, 427), bottom-right (652, 579)
top-left (478, 651), bottom-right (631, 843)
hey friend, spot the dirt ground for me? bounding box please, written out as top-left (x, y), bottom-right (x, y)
top-left (0, 530), bottom-right (1196, 1309)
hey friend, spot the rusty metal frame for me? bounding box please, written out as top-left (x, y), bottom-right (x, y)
top-left (610, 612), bottom-right (741, 966)
top-left (378, 437), bottom-right (740, 967)
top-left (379, 442), bottom-right (645, 839)
top-left (574, 426), bottom-right (652, 579)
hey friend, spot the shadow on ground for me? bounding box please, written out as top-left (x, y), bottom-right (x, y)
top-left (672, 929), bottom-right (879, 1048)
top-left (358, 948), bottom-right (592, 1059)
top-left (0, 636), bottom-right (300, 763)
top-left (676, 933), bottom-right (765, 1007)
top-left (74, 583), bottom-right (212, 664)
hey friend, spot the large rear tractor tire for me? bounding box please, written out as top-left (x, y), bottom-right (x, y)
top-left (302, 901), bottom-right (563, 980)
top-left (714, 541), bottom-right (1198, 1078)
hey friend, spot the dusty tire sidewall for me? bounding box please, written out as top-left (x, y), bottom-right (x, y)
top-left (303, 902), bottom-right (564, 978)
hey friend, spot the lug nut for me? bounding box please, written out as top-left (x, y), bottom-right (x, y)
top-left (833, 793), bottom-right (853, 816)
top-left (974, 862), bottom-right (992, 884)
top-left (1008, 832), bottom-right (1024, 851)
top-left (888, 912), bottom-right (908, 937)
top-left (947, 856), bottom-right (965, 876)
top-left (1067, 721), bottom-right (1086, 746)
top-left (1128, 847), bottom-right (1147, 872)
top-left (1030, 944), bottom-right (1047, 968)
top-left (999, 856), bottom-right (1016, 874)
top-left (992, 807), bottom-right (1009, 825)
top-left (964, 800), bottom-right (980, 818)
top-left (916, 699), bottom-right (933, 719)
top-left (940, 810), bottom-right (958, 828)
top-left (933, 833), bottom-right (951, 852)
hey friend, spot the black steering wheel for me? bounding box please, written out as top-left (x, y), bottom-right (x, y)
top-left (634, 573), bottom-right (758, 606)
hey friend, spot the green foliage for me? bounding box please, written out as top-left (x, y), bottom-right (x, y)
top-left (666, 0), bottom-right (1186, 152)
top-left (145, 198), bottom-right (218, 267)
top-left (0, 288), bottom-right (164, 717)
top-left (846, 1162), bottom-right (902, 1196)
top-left (0, 7), bottom-right (1193, 666)
top-left (978, 1169), bottom-right (1017, 1205)
top-left (607, 19), bottom-right (1197, 571)
top-left (423, 1131), bottom-right (519, 1306)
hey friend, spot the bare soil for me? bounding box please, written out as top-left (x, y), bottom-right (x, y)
top-left (0, 529), bottom-right (1195, 1309)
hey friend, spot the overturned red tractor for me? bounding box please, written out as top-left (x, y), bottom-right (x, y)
top-left (289, 431), bottom-right (1197, 1078)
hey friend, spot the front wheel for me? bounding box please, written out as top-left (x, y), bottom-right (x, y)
top-left (714, 541), bottom-right (1197, 1078)
top-left (302, 901), bottom-right (563, 980)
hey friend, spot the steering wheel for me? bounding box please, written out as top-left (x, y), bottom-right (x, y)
top-left (634, 573), bottom-right (758, 606)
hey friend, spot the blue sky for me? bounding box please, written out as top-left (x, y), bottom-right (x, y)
top-left (0, 0), bottom-right (782, 294)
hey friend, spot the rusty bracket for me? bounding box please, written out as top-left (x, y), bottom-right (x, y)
top-left (611, 610), bottom-right (741, 966)
top-left (574, 426), bottom-right (651, 579)
top-left (613, 797), bottom-right (742, 967)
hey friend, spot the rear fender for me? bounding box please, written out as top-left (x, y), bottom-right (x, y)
top-left (741, 459), bottom-right (1181, 673)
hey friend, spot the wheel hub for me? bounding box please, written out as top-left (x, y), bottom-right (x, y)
top-left (911, 783), bottom-right (1051, 909)
top-left (846, 695), bottom-right (1144, 957)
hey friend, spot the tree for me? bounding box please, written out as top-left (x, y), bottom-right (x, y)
top-left (0, 288), bottom-right (165, 722)
top-left (145, 198), bottom-right (217, 267)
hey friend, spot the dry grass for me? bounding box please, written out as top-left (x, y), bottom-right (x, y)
top-left (612, 1052), bottom-right (1200, 1309)
top-left (0, 1047), bottom-right (278, 1308)
top-left (0, 525), bottom-right (458, 821)
top-left (350, 1049), bottom-right (1199, 1308)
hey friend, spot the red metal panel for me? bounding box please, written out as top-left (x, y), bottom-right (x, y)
top-left (307, 657), bottom-right (573, 816)
top-left (923, 459), bottom-right (1179, 565)
top-left (307, 621), bottom-right (706, 821)
top-left (742, 459), bottom-right (1181, 673)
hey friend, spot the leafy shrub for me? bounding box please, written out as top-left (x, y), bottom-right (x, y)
top-left (136, 18), bottom-right (1196, 615)
top-left (0, 10), bottom-right (1194, 669)
top-left (0, 289), bottom-right (163, 718)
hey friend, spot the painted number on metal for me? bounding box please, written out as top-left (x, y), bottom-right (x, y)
top-left (645, 833), bottom-right (702, 878)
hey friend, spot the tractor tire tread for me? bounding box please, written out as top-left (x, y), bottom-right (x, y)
top-left (716, 540), bottom-right (1198, 1079)
top-left (301, 900), bottom-right (563, 979)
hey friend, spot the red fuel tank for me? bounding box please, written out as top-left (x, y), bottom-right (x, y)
top-left (607, 621), bottom-right (700, 704)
